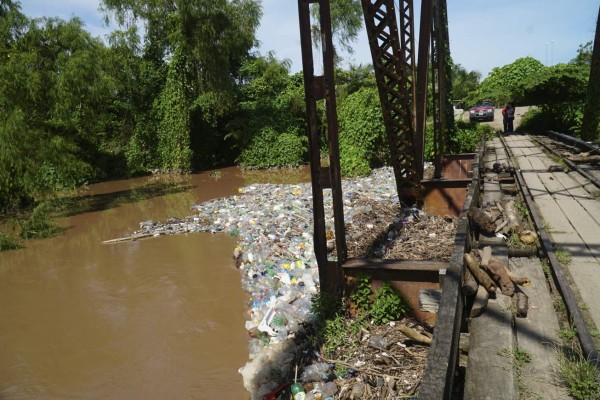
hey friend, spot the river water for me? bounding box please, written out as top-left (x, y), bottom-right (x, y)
top-left (0, 167), bottom-right (309, 399)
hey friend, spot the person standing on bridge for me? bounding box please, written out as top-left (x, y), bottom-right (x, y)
top-left (502, 103), bottom-right (509, 133)
top-left (507, 102), bottom-right (515, 133)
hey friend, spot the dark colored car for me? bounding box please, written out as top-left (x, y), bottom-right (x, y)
top-left (469, 100), bottom-right (494, 122)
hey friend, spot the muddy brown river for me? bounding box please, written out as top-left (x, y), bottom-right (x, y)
top-left (0, 167), bottom-right (309, 399)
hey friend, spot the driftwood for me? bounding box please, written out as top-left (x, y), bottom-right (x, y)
top-left (485, 259), bottom-right (515, 296)
top-left (467, 208), bottom-right (496, 234)
top-left (398, 324), bottom-right (432, 345)
top-left (507, 271), bottom-right (531, 287)
top-left (463, 268), bottom-right (478, 297)
top-left (513, 291), bottom-right (529, 318)
top-left (464, 253), bottom-right (496, 294)
top-left (503, 200), bottom-right (522, 234)
top-left (470, 285), bottom-right (489, 318)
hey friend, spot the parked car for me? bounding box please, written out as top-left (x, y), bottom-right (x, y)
top-left (469, 100), bottom-right (494, 122)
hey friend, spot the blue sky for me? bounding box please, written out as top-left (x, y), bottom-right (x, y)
top-left (19, 0), bottom-right (600, 79)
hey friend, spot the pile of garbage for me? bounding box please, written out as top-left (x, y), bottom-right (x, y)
top-left (123, 167), bottom-right (403, 397)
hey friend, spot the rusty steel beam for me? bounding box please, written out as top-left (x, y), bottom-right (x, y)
top-left (430, 0), bottom-right (451, 179)
top-left (298, 0), bottom-right (346, 296)
top-left (415, 0), bottom-right (432, 181)
top-left (361, 0), bottom-right (418, 205)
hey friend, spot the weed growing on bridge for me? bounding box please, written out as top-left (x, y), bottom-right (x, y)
top-left (557, 345), bottom-right (600, 400)
top-left (555, 247), bottom-right (573, 265)
top-left (498, 347), bottom-right (539, 399)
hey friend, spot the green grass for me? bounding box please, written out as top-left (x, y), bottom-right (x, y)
top-left (0, 231), bottom-right (21, 251)
top-left (555, 247), bottom-right (573, 265)
top-left (557, 346), bottom-right (600, 400)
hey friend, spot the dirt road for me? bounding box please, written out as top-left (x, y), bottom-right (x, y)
top-left (458, 106), bottom-right (530, 132)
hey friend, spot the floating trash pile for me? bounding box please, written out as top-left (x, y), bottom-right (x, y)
top-left (123, 167), bottom-right (403, 398)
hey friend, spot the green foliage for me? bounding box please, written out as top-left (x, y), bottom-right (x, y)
top-left (310, 0), bottom-right (363, 55)
top-left (452, 63), bottom-right (481, 100)
top-left (338, 86), bottom-right (388, 176)
top-left (557, 347), bottom-right (600, 400)
top-left (350, 274), bottom-right (373, 312)
top-left (447, 119), bottom-right (494, 154)
top-left (321, 314), bottom-right (347, 355)
top-left (230, 55), bottom-right (307, 169)
top-left (370, 283), bottom-right (409, 324)
top-left (0, 231), bottom-right (20, 251)
top-left (310, 291), bottom-right (343, 321)
top-left (520, 64), bottom-right (588, 106)
top-left (238, 127), bottom-right (305, 169)
top-left (155, 48), bottom-right (192, 172)
top-left (424, 119), bottom-right (492, 161)
top-left (17, 203), bottom-right (58, 239)
top-left (349, 276), bottom-right (409, 324)
top-left (465, 57), bottom-right (545, 106)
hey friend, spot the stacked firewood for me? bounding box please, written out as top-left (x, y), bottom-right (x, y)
top-left (463, 247), bottom-right (530, 318)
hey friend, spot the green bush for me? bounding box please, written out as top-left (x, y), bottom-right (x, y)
top-left (424, 119), bottom-right (492, 161)
top-left (370, 283), bottom-right (410, 324)
top-left (519, 105), bottom-right (584, 137)
top-left (0, 231), bottom-right (20, 251)
top-left (239, 126), bottom-right (305, 169)
top-left (448, 119), bottom-right (495, 154)
top-left (338, 87), bottom-right (388, 177)
top-left (18, 203), bottom-right (58, 239)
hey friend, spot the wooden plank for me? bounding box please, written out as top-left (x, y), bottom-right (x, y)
top-left (554, 197), bottom-right (600, 252)
top-left (563, 260), bottom-right (600, 330)
top-left (510, 258), bottom-right (570, 399)
top-left (464, 291), bottom-right (516, 400)
top-left (343, 258), bottom-right (447, 271)
top-left (567, 170), bottom-right (600, 198)
top-left (465, 245), bottom-right (516, 400)
top-left (550, 232), bottom-right (598, 264)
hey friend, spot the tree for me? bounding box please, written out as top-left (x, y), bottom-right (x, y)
top-left (451, 63), bottom-right (480, 101)
top-left (311, 0), bottom-right (363, 58)
top-left (101, 0), bottom-right (262, 171)
top-left (229, 53), bottom-right (307, 169)
top-left (0, 14), bottom-right (118, 208)
top-left (581, 5), bottom-right (600, 141)
top-left (464, 57), bottom-right (545, 107)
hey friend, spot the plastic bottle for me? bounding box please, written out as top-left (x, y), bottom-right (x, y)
top-left (314, 381), bottom-right (337, 397)
top-left (290, 382), bottom-right (306, 400)
top-left (300, 363), bottom-right (330, 383)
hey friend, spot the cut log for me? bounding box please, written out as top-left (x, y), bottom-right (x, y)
top-left (464, 253), bottom-right (496, 294)
top-left (485, 258), bottom-right (515, 296)
top-left (507, 271), bottom-right (531, 287)
top-left (467, 208), bottom-right (496, 234)
top-left (470, 285), bottom-right (489, 318)
top-left (463, 268), bottom-right (478, 297)
top-left (398, 324), bottom-right (432, 345)
top-left (513, 291), bottom-right (529, 318)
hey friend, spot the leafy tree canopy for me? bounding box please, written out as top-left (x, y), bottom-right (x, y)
top-left (464, 57), bottom-right (545, 107)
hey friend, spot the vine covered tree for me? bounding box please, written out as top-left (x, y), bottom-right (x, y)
top-left (101, 0), bottom-right (262, 171)
top-left (581, 5), bottom-right (600, 141)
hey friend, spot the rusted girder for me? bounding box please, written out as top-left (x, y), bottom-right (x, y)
top-left (361, 0), bottom-right (418, 205)
top-left (298, 0), bottom-right (347, 296)
top-left (430, 0), bottom-right (451, 179)
top-left (415, 0), bottom-right (432, 181)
